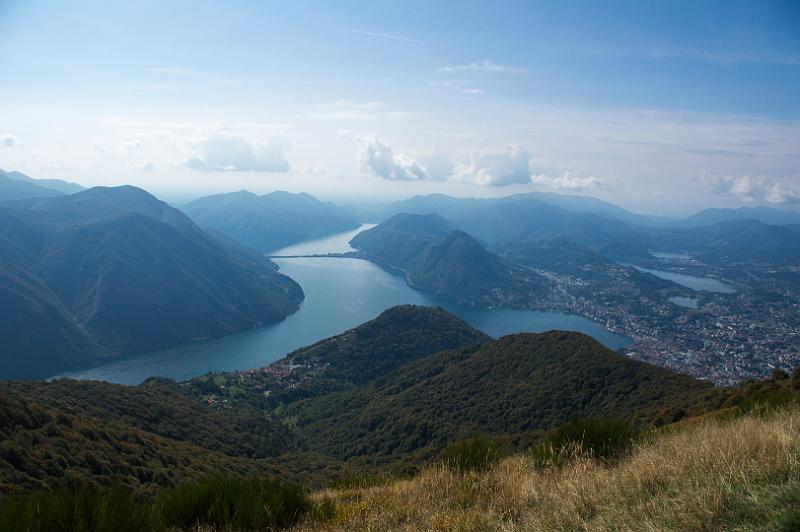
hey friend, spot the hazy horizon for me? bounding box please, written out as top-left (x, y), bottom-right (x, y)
top-left (1, 0), bottom-right (798, 216)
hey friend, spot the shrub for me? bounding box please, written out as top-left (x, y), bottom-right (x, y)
top-left (772, 368), bottom-right (790, 381)
top-left (0, 483), bottom-right (155, 532)
top-left (0, 476), bottom-right (307, 531)
top-left (737, 388), bottom-right (798, 415)
top-left (544, 417), bottom-right (639, 459)
top-left (156, 476), bottom-right (307, 530)
top-left (441, 435), bottom-right (506, 472)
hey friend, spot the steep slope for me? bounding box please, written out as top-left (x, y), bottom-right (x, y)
top-left (407, 230), bottom-right (517, 299)
top-left (288, 331), bottom-right (712, 462)
top-left (0, 378), bottom-right (338, 494)
top-left (351, 214), bottom-right (551, 304)
top-left (305, 405), bottom-right (800, 531)
top-left (0, 186), bottom-right (303, 379)
top-left (349, 212), bottom-right (454, 266)
top-left (183, 190), bottom-right (359, 252)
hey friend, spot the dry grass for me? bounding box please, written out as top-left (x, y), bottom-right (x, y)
top-left (298, 407), bottom-right (800, 531)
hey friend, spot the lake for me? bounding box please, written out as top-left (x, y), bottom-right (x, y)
top-left (668, 296), bottom-right (699, 309)
top-left (628, 264), bottom-right (736, 294)
top-left (650, 251), bottom-right (691, 260)
top-left (56, 229), bottom-right (632, 385)
top-left (269, 224), bottom-right (376, 256)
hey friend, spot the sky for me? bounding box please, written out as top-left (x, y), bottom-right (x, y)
top-left (0, 0), bottom-right (798, 215)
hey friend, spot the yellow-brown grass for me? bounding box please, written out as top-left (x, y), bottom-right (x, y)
top-left (298, 406), bottom-right (800, 531)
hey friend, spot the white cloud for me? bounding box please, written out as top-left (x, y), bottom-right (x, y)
top-left (1, 134), bottom-right (22, 148)
top-left (437, 60), bottom-right (525, 74)
top-left (143, 161), bottom-right (156, 172)
top-left (706, 174), bottom-right (800, 204)
top-left (460, 87), bottom-right (484, 95)
top-left (531, 170), bottom-right (605, 191)
top-left (417, 148), bottom-right (454, 181)
top-left (184, 134), bottom-right (290, 172)
top-left (356, 135), bottom-right (430, 181)
top-left (455, 144), bottom-right (533, 186)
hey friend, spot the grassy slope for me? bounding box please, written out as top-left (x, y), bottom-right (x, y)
top-left (300, 405), bottom-right (800, 531)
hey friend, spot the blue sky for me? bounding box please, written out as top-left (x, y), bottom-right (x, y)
top-left (0, 0), bottom-right (798, 214)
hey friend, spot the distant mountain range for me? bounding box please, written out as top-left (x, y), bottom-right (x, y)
top-left (659, 219), bottom-right (800, 265)
top-left (673, 206), bottom-right (800, 227)
top-left (0, 169), bottom-right (84, 200)
top-left (0, 186), bottom-right (303, 379)
top-left (182, 190), bottom-right (359, 253)
top-left (381, 193), bottom-right (800, 267)
top-left (386, 193), bottom-right (647, 248)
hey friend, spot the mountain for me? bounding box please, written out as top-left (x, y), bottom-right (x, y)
top-left (0, 378), bottom-right (339, 495)
top-left (0, 174), bottom-right (63, 201)
top-left (510, 191), bottom-right (670, 225)
top-left (0, 169), bottom-right (85, 195)
top-left (387, 194), bottom-right (646, 248)
top-left (287, 330), bottom-right (713, 463)
top-left (677, 206), bottom-right (800, 227)
top-left (184, 305), bottom-right (491, 406)
top-left (182, 190), bottom-right (359, 253)
top-left (406, 230), bottom-right (518, 299)
top-left (350, 214), bottom-right (550, 304)
top-left (349, 212), bottom-right (454, 266)
top-left (657, 219), bottom-right (800, 265)
top-left (389, 191), bottom-right (663, 226)
top-left (0, 186), bottom-right (303, 379)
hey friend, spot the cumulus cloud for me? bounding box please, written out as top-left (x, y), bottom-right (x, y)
top-left (1, 134), bottom-right (22, 148)
top-left (417, 148), bottom-right (455, 181)
top-left (437, 60), bottom-right (525, 73)
top-left (531, 162), bottom-right (607, 191)
top-left (356, 135), bottom-right (430, 181)
top-left (706, 174), bottom-right (800, 204)
top-left (184, 134), bottom-right (290, 172)
top-left (456, 144), bottom-right (533, 186)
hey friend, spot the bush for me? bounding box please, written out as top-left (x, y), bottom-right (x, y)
top-left (0, 484), bottom-right (155, 532)
top-left (156, 476), bottom-right (307, 530)
top-left (441, 435), bottom-right (506, 472)
top-left (0, 476), bottom-right (307, 532)
top-left (543, 418), bottom-right (639, 459)
top-left (737, 388), bottom-right (798, 415)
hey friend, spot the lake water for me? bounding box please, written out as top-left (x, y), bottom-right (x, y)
top-left (628, 264), bottom-right (736, 294)
top-left (650, 251), bottom-right (691, 260)
top-left (269, 224), bottom-right (376, 256)
top-left (668, 296), bottom-right (699, 309)
top-left (56, 229), bottom-right (632, 385)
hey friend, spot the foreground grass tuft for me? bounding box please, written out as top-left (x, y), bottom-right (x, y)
top-left (299, 406), bottom-right (800, 531)
top-left (0, 476), bottom-right (307, 532)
